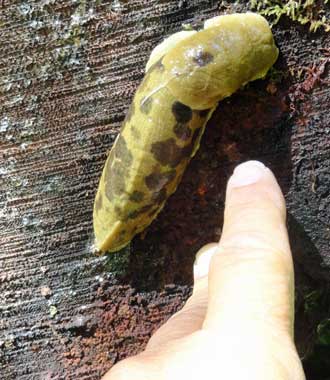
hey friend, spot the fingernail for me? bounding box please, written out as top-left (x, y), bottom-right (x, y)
top-left (229, 160), bottom-right (266, 188)
top-left (194, 243), bottom-right (218, 280)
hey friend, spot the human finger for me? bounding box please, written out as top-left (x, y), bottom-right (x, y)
top-left (204, 161), bottom-right (294, 337)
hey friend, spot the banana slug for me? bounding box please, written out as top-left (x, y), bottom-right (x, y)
top-left (93, 13), bottom-right (279, 253)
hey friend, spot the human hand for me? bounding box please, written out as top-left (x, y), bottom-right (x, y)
top-left (103, 161), bottom-right (305, 380)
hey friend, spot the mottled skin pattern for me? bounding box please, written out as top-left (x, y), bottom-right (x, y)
top-left (93, 13), bottom-right (279, 252)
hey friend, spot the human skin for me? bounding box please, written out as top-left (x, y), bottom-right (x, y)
top-left (102, 160), bottom-right (306, 380)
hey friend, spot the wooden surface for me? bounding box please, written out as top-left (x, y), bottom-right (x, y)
top-left (1, 1), bottom-right (329, 379)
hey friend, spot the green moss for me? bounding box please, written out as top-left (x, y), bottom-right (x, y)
top-left (317, 318), bottom-right (330, 345)
top-left (304, 289), bottom-right (323, 313)
top-left (303, 288), bottom-right (330, 343)
top-left (301, 287), bottom-right (330, 378)
top-left (104, 245), bottom-right (131, 277)
top-left (250, 0), bottom-right (330, 32)
top-left (266, 66), bottom-right (288, 83)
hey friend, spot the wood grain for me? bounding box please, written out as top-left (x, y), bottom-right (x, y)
top-left (0, 1), bottom-right (329, 379)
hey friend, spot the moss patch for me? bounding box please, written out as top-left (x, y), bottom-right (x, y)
top-left (302, 287), bottom-right (330, 379)
top-left (104, 245), bottom-right (131, 277)
top-left (250, 0), bottom-right (330, 32)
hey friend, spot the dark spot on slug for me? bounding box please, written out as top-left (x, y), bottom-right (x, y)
top-left (111, 165), bottom-right (127, 194)
top-left (130, 125), bottom-right (141, 140)
top-left (115, 135), bottom-right (133, 166)
top-left (128, 204), bottom-right (154, 219)
top-left (132, 226), bottom-right (139, 233)
top-left (152, 188), bottom-right (167, 204)
top-left (104, 158), bottom-right (112, 185)
top-left (114, 205), bottom-right (126, 220)
top-left (129, 190), bottom-right (145, 202)
top-left (104, 159), bottom-right (127, 201)
top-left (151, 138), bottom-right (187, 167)
top-left (192, 50), bottom-right (214, 67)
top-left (197, 108), bottom-right (211, 118)
top-left (173, 123), bottom-right (192, 141)
top-left (95, 193), bottom-right (103, 212)
top-left (112, 164), bottom-right (127, 187)
top-left (140, 96), bottom-right (153, 114)
top-left (172, 101), bottom-right (193, 123)
top-left (104, 155), bottom-right (115, 201)
top-left (145, 170), bottom-right (176, 191)
top-left (169, 126), bottom-right (204, 163)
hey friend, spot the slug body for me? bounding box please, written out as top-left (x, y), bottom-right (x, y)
top-left (93, 13), bottom-right (279, 252)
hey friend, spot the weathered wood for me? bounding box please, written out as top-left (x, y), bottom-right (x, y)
top-left (1, 1), bottom-right (329, 379)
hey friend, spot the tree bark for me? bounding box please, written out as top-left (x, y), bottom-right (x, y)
top-left (1, 1), bottom-right (329, 379)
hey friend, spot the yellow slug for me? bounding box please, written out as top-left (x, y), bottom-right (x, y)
top-left (93, 13), bottom-right (279, 253)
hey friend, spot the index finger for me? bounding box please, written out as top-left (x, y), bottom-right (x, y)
top-left (203, 161), bottom-right (294, 337)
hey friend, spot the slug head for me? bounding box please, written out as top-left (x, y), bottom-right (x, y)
top-left (162, 13), bottom-right (279, 109)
